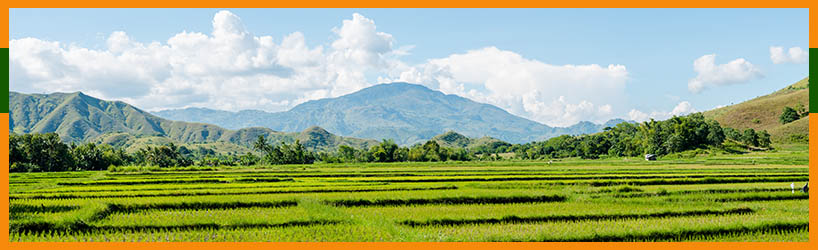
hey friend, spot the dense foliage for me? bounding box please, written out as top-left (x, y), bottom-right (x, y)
top-left (511, 113), bottom-right (770, 160)
top-left (9, 113), bottom-right (775, 172)
top-left (253, 136), bottom-right (316, 165)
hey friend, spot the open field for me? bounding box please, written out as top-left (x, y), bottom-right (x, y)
top-left (8, 147), bottom-right (809, 242)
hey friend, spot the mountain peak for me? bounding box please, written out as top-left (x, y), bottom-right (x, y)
top-left (153, 82), bottom-right (618, 145)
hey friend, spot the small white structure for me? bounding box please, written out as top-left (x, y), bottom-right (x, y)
top-left (791, 183), bottom-right (795, 193)
top-left (644, 154), bottom-right (656, 161)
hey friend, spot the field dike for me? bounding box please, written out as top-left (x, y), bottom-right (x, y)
top-left (711, 194), bottom-right (809, 202)
top-left (56, 178), bottom-right (294, 186)
top-left (326, 195), bottom-right (567, 207)
top-left (10, 200), bottom-right (300, 234)
top-left (400, 207), bottom-right (755, 227)
top-left (10, 204), bottom-right (80, 213)
top-left (527, 222), bottom-right (809, 242)
top-left (10, 186), bottom-right (458, 200)
top-left (611, 188), bottom-right (790, 198)
top-left (584, 177), bottom-right (809, 187)
top-left (360, 174), bottom-right (807, 183)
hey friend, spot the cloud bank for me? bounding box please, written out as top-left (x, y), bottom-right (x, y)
top-left (11, 10), bottom-right (633, 127)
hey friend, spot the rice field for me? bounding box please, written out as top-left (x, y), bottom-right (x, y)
top-left (8, 152), bottom-right (810, 242)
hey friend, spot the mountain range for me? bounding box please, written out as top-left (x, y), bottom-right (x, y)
top-left (8, 91), bottom-right (378, 152)
top-left (154, 82), bottom-right (627, 145)
top-left (11, 76), bottom-right (805, 154)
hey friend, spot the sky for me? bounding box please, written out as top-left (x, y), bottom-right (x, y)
top-left (9, 8), bottom-right (809, 127)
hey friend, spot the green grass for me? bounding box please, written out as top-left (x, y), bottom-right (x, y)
top-left (8, 147), bottom-right (809, 242)
top-left (703, 76), bottom-right (808, 143)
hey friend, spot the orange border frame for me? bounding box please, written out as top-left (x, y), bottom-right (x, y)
top-left (0, 3), bottom-right (814, 250)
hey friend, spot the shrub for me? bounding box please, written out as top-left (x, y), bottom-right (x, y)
top-left (10, 162), bottom-right (40, 173)
top-left (780, 107), bottom-right (800, 124)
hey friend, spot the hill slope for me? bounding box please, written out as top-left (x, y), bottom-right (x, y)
top-left (430, 131), bottom-right (511, 150)
top-left (703, 77), bottom-right (809, 143)
top-left (9, 92), bottom-right (377, 151)
top-left (155, 82), bottom-right (624, 145)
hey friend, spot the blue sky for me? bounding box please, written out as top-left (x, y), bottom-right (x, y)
top-left (9, 8), bottom-right (809, 127)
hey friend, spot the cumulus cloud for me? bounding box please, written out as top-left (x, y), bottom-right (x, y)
top-left (628, 101), bottom-right (697, 122)
top-left (384, 47), bottom-right (629, 126)
top-left (687, 54), bottom-right (762, 93)
top-left (11, 10), bottom-right (631, 127)
top-left (770, 46), bottom-right (808, 64)
top-left (10, 11), bottom-right (405, 111)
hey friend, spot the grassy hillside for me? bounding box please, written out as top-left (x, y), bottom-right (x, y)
top-left (703, 77), bottom-right (808, 143)
top-left (431, 131), bottom-right (511, 150)
top-left (9, 92), bottom-right (378, 152)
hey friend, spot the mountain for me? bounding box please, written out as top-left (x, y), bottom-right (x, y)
top-left (8, 91), bottom-right (378, 152)
top-left (703, 77), bottom-right (808, 143)
top-left (155, 82), bottom-right (624, 145)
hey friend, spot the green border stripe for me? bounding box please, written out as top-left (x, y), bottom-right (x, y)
top-left (811, 48), bottom-right (816, 113)
top-left (1, 48), bottom-right (8, 113)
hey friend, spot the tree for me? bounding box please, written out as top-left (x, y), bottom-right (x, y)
top-left (408, 145), bottom-right (426, 161)
top-left (9, 133), bottom-right (75, 172)
top-left (338, 145), bottom-right (358, 162)
top-left (253, 136), bottom-right (315, 165)
top-left (794, 103), bottom-right (808, 117)
top-left (741, 128), bottom-right (759, 147)
top-left (369, 139), bottom-right (400, 162)
top-left (72, 143), bottom-right (107, 170)
top-left (757, 130), bottom-right (772, 148)
top-left (780, 107), bottom-right (800, 124)
top-left (423, 141), bottom-right (442, 162)
top-left (238, 152), bottom-right (259, 166)
top-left (705, 120), bottom-right (726, 146)
top-left (141, 143), bottom-right (192, 167)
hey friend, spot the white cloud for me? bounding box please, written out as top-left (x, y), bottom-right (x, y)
top-left (330, 13), bottom-right (394, 68)
top-left (384, 47), bottom-right (629, 127)
top-left (628, 101), bottom-right (697, 122)
top-left (687, 54), bottom-right (762, 93)
top-left (11, 10), bottom-right (631, 128)
top-left (10, 11), bottom-right (403, 111)
top-left (770, 46), bottom-right (808, 64)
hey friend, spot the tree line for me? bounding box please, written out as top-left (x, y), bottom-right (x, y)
top-left (509, 113), bottom-right (771, 160)
top-left (9, 112), bottom-right (772, 172)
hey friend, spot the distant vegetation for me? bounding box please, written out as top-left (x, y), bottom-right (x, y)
top-left (10, 112), bottom-right (774, 172)
top-left (510, 113), bottom-right (770, 160)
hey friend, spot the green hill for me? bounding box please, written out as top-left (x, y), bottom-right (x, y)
top-left (703, 77), bottom-right (808, 143)
top-left (431, 131), bottom-right (511, 150)
top-left (9, 92), bottom-right (378, 152)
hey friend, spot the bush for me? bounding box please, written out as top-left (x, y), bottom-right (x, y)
top-left (10, 162), bottom-right (41, 173)
top-left (789, 134), bottom-right (809, 143)
top-left (780, 107), bottom-right (800, 124)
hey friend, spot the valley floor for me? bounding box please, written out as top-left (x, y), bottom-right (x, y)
top-left (8, 146), bottom-right (809, 242)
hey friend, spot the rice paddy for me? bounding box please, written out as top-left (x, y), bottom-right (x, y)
top-left (8, 151), bottom-right (810, 242)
